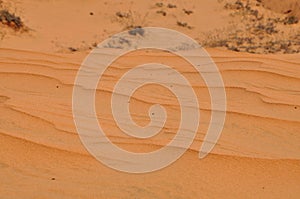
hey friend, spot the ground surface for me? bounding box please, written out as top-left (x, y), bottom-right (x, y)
top-left (0, 0), bottom-right (300, 198)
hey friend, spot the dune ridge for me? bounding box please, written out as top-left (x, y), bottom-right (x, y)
top-left (0, 47), bottom-right (299, 160)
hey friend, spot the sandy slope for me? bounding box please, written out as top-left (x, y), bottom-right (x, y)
top-left (0, 0), bottom-right (300, 198)
top-left (0, 47), bottom-right (299, 198)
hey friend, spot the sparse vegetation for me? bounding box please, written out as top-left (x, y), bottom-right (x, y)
top-left (128, 26), bottom-right (145, 36)
top-left (68, 47), bottom-right (78, 52)
top-left (183, 9), bottom-right (193, 15)
top-left (283, 16), bottom-right (299, 25)
top-left (155, 2), bottom-right (163, 8)
top-left (177, 21), bottom-right (193, 29)
top-left (0, 9), bottom-right (24, 30)
top-left (116, 11), bottom-right (130, 19)
top-left (202, 0), bottom-right (300, 54)
top-left (156, 10), bottom-right (166, 16)
top-left (167, 3), bottom-right (177, 9)
top-left (115, 10), bottom-right (149, 31)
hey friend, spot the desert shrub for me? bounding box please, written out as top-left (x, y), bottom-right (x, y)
top-left (0, 9), bottom-right (24, 30)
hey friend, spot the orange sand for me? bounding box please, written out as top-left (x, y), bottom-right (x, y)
top-left (0, 0), bottom-right (300, 198)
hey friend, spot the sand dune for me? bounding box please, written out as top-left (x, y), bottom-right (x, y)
top-left (0, 0), bottom-right (300, 198)
top-left (0, 47), bottom-right (300, 198)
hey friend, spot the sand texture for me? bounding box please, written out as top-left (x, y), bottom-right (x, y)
top-left (0, 0), bottom-right (299, 198)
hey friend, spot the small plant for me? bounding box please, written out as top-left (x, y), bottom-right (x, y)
top-left (177, 21), bottom-right (193, 29)
top-left (167, 3), bottom-right (177, 8)
top-left (0, 9), bottom-right (24, 30)
top-left (177, 21), bottom-right (187, 27)
top-left (115, 10), bottom-right (149, 31)
top-left (283, 16), bottom-right (299, 25)
top-left (183, 9), bottom-right (193, 15)
top-left (155, 2), bottom-right (163, 7)
top-left (156, 10), bottom-right (166, 16)
top-left (116, 11), bottom-right (130, 19)
top-left (68, 47), bottom-right (78, 52)
top-left (224, 0), bottom-right (244, 10)
top-left (128, 26), bottom-right (145, 36)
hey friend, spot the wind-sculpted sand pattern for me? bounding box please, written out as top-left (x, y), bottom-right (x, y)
top-left (0, 47), bottom-right (299, 198)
